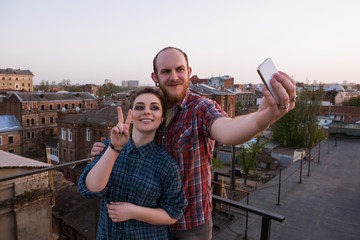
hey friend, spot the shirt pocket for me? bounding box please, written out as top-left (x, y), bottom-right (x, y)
top-left (172, 124), bottom-right (193, 153)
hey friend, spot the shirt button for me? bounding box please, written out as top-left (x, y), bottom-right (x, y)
top-left (132, 160), bottom-right (135, 163)
top-left (162, 135), bottom-right (165, 139)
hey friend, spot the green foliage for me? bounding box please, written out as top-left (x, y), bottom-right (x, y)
top-left (343, 96), bottom-right (360, 107)
top-left (97, 82), bottom-right (123, 97)
top-left (212, 156), bottom-right (224, 169)
top-left (272, 85), bottom-right (324, 148)
top-left (38, 80), bottom-right (50, 92)
top-left (237, 135), bottom-right (269, 184)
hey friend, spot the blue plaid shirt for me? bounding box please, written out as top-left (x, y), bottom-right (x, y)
top-left (78, 138), bottom-right (187, 240)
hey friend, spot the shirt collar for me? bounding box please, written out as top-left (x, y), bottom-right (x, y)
top-left (124, 135), bottom-right (157, 157)
top-left (174, 89), bottom-right (191, 110)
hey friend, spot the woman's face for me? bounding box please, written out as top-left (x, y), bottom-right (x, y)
top-left (131, 93), bottom-right (163, 133)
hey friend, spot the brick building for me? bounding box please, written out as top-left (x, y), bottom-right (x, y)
top-left (56, 105), bottom-right (129, 183)
top-left (0, 68), bottom-right (34, 92)
top-left (1, 92), bottom-right (98, 157)
top-left (0, 115), bottom-right (23, 154)
top-left (320, 105), bottom-right (360, 122)
top-left (189, 84), bottom-right (236, 118)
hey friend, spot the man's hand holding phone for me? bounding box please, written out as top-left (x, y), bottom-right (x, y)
top-left (257, 58), bottom-right (281, 104)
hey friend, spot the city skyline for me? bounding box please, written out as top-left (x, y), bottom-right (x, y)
top-left (1, 0), bottom-right (359, 86)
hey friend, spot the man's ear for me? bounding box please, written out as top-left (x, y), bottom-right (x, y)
top-left (151, 72), bottom-right (158, 83)
top-left (187, 67), bottom-right (192, 78)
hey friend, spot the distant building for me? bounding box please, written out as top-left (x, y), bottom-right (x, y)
top-left (320, 105), bottom-right (360, 122)
top-left (1, 91), bottom-right (98, 157)
top-left (83, 84), bottom-right (99, 96)
top-left (190, 75), bottom-right (208, 85)
top-left (189, 84), bottom-right (236, 117)
top-left (0, 115), bottom-right (23, 154)
top-left (225, 88), bottom-right (256, 110)
top-left (0, 68), bottom-right (34, 92)
top-left (121, 80), bottom-right (139, 88)
top-left (104, 79), bottom-right (112, 84)
top-left (0, 150), bottom-right (53, 240)
top-left (207, 75), bottom-right (234, 89)
top-left (56, 105), bottom-right (129, 183)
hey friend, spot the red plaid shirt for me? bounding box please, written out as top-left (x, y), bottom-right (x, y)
top-left (156, 90), bottom-right (227, 231)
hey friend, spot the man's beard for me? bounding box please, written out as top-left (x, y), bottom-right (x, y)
top-left (160, 80), bottom-right (189, 105)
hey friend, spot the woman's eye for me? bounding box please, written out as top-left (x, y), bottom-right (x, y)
top-left (134, 106), bottom-right (144, 110)
top-left (151, 106), bottom-right (160, 110)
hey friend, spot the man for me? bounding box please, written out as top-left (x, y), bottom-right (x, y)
top-left (92, 47), bottom-right (296, 239)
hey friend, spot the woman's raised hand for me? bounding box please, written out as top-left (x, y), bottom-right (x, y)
top-left (110, 106), bottom-right (133, 150)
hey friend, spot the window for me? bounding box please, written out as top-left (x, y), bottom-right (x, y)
top-left (68, 129), bottom-right (72, 142)
top-left (22, 83), bottom-right (24, 87)
top-left (9, 83), bottom-right (12, 86)
top-left (31, 118), bottom-right (34, 125)
top-left (26, 119), bottom-right (30, 126)
top-left (65, 104), bottom-right (68, 109)
top-left (0, 136), bottom-right (2, 145)
top-left (41, 117), bottom-right (45, 124)
top-left (8, 136), bottom-right (14, 144)
top-left (41, 105), bottom-right (45, 110)
top-left (72, 103), bottom-right (75, 109)
top-left (32, 132), bottom-right (35, 138)
top-left (79, 103), bottom-right (82, 108)
top-left (27, 132), bottom-right (30, 139)
top-left (49, 104), bottom-right (53, 110)
top-left (50, 117), bottom-right (54, 123)
top-left (86, 128), bottom-right (91, 141)
top-left (91, 104), bottom-right (93, 109)
top-left (57, 104), bottom-right (61, 110)
top-left (28, 84), bottom-right (30, 87)
top-left (61, 128), bottom-right (66, 140)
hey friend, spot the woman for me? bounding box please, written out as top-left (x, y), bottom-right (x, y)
top-left (78, 87), bottom-right (187, 239)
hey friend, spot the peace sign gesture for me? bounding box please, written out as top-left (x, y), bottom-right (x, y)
top-left (110, 106), bottom-right (133, 151)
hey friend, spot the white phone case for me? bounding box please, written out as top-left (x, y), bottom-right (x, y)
top-left (257, 58), bottom-right (280, 104)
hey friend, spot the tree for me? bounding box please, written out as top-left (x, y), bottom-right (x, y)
top-left (343, 96), bottom-right (360, 107)
top-left (272, 85), bottom-right (326, 149)
top-left (38, 80), bottom-right (50, 92)
top-left (96, 82), bottom-right (122, 97)
top-left (237, 134), bottom-right (269, 185)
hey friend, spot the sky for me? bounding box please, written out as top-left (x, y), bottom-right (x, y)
top-left (1, 0), bottom-right (360, 86)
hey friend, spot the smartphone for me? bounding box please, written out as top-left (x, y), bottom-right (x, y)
top-left (257, 58), bottom-right (280, 104)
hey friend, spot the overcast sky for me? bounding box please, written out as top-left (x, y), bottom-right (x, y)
top-left (1, 0), bottom-right (359, 86)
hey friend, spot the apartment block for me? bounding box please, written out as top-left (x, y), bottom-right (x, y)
top-left (0, 68), bottom-right (34, 92)
top-left (1, 92), bottom-right (98, 157)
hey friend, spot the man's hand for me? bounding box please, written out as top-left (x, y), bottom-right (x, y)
top-left (90, 140), bottom-right (106, 161)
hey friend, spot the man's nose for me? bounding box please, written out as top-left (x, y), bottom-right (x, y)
top-left (169, 70), bottom-right (177, 80)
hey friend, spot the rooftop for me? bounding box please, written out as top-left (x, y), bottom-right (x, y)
top-left (0, 115), bottom-right (23, 133)
top-left (213, 136), bottom-right (360, 239)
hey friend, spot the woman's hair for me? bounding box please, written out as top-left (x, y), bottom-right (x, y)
top-left (129, 87), bottom-right (166, 116)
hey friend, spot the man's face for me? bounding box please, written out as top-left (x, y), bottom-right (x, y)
top-left (151, 48), bottom-right (192, 104)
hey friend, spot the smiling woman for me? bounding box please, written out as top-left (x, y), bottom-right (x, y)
top-left (78, 87), bottom-right (187, 240)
